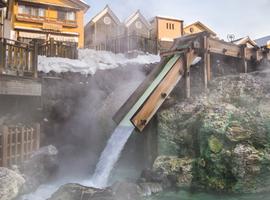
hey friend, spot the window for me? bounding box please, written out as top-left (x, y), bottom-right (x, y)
top-left (66, 12), bottom-right (75, 21)
top-left (18, 5), bottom-right (45, 18)
top-left (58, 11), bottom-right (66, 21)
top-left (58, 11), bottom-right (76, 21)
top-left (166, 23), bottom-right (175, 30)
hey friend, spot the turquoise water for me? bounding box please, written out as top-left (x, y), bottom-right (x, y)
top-left (147, 190), bottom-right (270, 200)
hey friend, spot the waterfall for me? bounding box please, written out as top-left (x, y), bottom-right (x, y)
top-left (90, 125), bottom-right (134, 188)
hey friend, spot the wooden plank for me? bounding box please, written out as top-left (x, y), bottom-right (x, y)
top-left (208, 37), bottom-right (241, 58)
top-left (1, 126), bottom-right (8, 167)
top-left (9, 129), bottom-right (13, 166)
top-left (0, 39), bottom-right (5, 74)
top-left (15, 128), bottom-right (19, 165)
top-left (131, 58), bottom-right (185, 131)
top-left (35, 123), bottom-right (40, 150)
top-left (185, 50), bottom-right (196, 98)
top-left (113, 56), bottom-right (171, 124)
top-left (20, 127), bottom-right (25, 163)
top-left (0, 75), bottom-right (41, 96)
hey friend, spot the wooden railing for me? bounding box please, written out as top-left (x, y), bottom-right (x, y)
top-left (38, 38), bottom-right (78, 59)
top-left (0, 124), bottom-right (40, 167)
top-left (0, 38), bottom-right (38, 77)
top-left (92, 35), bottom-right (157, 55)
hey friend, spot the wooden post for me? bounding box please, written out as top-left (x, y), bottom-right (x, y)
top-left (20, 127), bottom-right (25, 163)
top-left (1, 126), bottom-right (9, 167)
top-left (185, 53), bottom-right (191, 98)
top-left (49, 38), bottom-right (55, 57)
top-left (32, 41), bottom-right (39, 78)
top-left (0, 38), bottom-right (6, 74)
top-left (74, 43), bottom-right (78, 59)
top-left (35, 123), bottom-right (40, 150)
top-left (241, 45), bottom-right (248, 73)
top-left (203, 36), bottom-right (211, 88)
top-left (14, 128), bottom-right (19, 165)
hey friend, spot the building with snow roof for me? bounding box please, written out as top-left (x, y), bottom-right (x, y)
top-left (7, 0), bottom-right (89, 48)
top-left (233, 36), bottom-right (258, 48)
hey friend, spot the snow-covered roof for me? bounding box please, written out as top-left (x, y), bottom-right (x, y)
top-left (184, 21), bottom-right (216, 36)
top-left (90, 5), bottom-right (121, 25)
top-left (255, 35), bottom-right (270, 47)
top-left (125, 10), bottom-right (151, 29)
top-left (233, 36), bottom-right (257, 47)
top-left (155, 15), bottom-right (183, 22)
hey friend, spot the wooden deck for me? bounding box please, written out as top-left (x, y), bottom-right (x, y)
top-left (114, 32), bottom-right (270, 132)
top-left (0, 38), bottom-right (41, 96)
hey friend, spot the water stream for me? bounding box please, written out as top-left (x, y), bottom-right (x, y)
top-left (90, 125), bottom-right (134, 188)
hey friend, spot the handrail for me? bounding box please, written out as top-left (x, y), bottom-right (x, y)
top-left (0, 37), bottom-right (38, 78)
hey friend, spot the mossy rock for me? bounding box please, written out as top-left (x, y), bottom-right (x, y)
top-left (208, 136), bottom-right (223, 154)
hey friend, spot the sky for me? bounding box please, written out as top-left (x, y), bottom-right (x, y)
top-left (84, 0), bottom-right (270, 41)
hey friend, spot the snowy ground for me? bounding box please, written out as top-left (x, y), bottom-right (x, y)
top-left (38, 49), bottom-right (160, 74)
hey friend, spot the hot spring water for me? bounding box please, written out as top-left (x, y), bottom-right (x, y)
top-left (91, 125), bottom-right (134, 188)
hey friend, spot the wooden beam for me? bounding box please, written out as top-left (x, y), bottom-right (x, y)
top-left (203, 36), bottom-right (209, 88)
top-left (113, 57), bottom-right (171, 124)
top-left (1, 126), bottom-right (8, 167)
top-left (0, 38), bottom-right (6, 74)
top-left (208, 37), bottom-right (241, 58)
top-left (131, 58), bottom-right (185, 131)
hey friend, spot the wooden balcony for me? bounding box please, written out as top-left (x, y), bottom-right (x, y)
top-left (0, 38), bottom-right (41, 97)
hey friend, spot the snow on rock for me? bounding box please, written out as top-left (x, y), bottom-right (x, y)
top-left (38, 49), bottom-right (160, 75)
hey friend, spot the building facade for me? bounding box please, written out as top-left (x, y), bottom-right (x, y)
top-left (9, 0), bottom-right (89, 48)
top-left (150, 16), bottom-right (184, 52)
top-left (84, 5), bottom-right (121, 49)
top-left (184, 21), bottom-right (216, 37)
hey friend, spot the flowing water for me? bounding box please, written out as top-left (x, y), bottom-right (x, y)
top-left (90, 125), bottom-right (134, 188)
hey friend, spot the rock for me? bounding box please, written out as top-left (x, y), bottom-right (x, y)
top-left (155, 72), bottom-right (270, 193)
top-left (208, 136), bottom-right (223, 153)
top-left (138, 182), bottom-right (163, 196)
top-left (0, 167), bottom-right (25, 200)
top-left (153, 156), bottom-right (193, 188)
top-left (21, 145), bottom-right (59, 193)
top-left (49, 183), bottom-right (114, 200)
top-left (111, 181), bottom-right (142, 200)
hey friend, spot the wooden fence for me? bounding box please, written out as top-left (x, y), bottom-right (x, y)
top-left (93, 35), bottom-right (157, 55)
top-left (0, 38), bottom-right (38, 77)
top-left (0, 124), bottom-right (40, 167)
top-left (38, 38), bottom-right (78, 59)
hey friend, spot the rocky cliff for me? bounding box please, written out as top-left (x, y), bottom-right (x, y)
top-left (154, 71), bottom-right (270, 193)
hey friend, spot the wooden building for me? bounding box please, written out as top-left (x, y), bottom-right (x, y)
top-left (84, 5), bottom-right (121, 49)
top-left (233, 36), bottom-right (258, 48)
top-left (184, 21), bottom-right (216, 37)
top-left (124, 10), bottom-right (151, 38)
top-left (150, 16), bottom-right (184, 52)
top-left (8, 0), bottom-right (89, 48)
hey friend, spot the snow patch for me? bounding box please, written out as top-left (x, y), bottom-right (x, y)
top-left (38, 49), bottom-right (160, 75)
